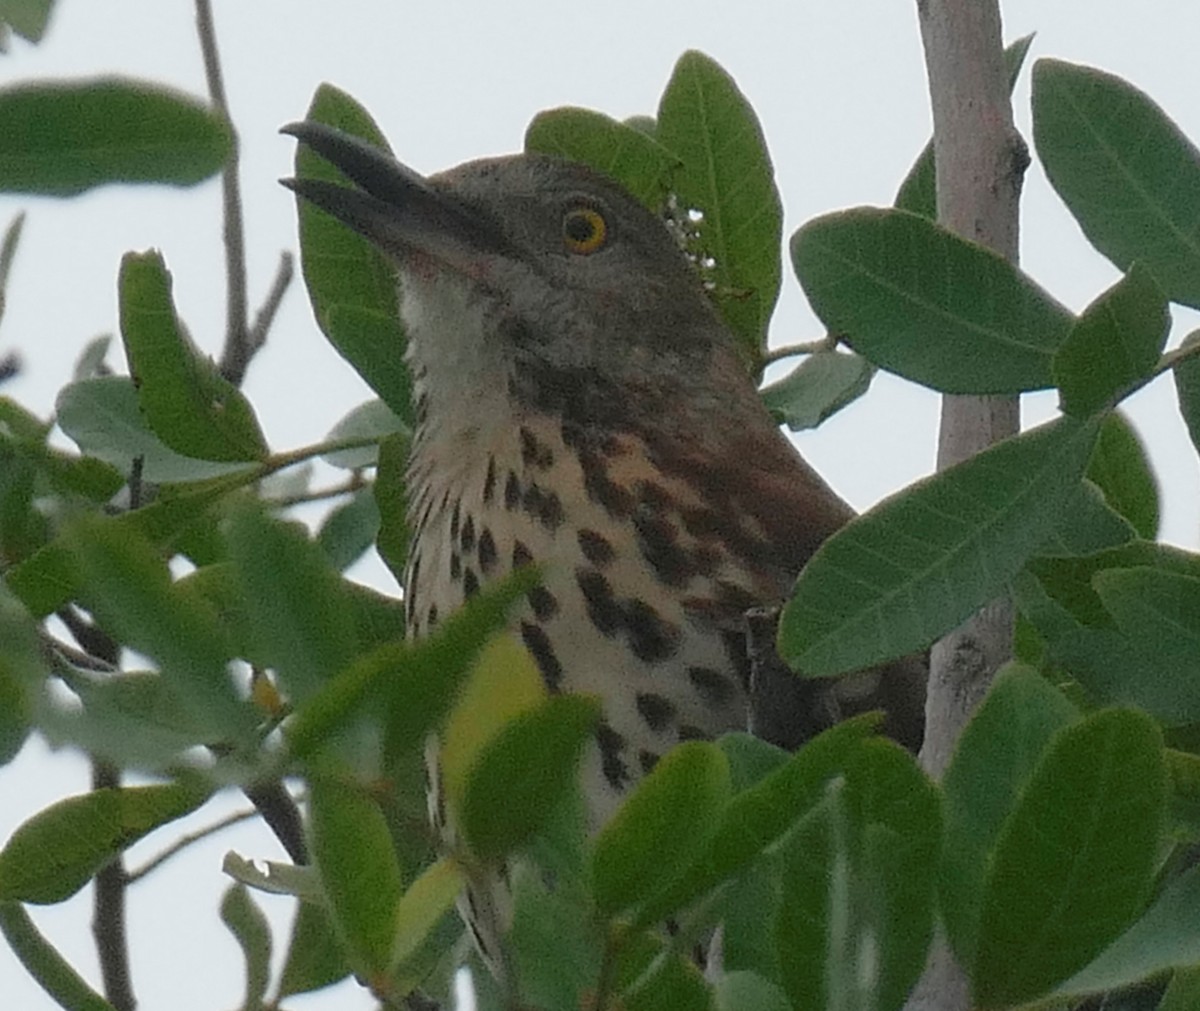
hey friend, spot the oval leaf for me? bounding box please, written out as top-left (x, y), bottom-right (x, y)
top-left (792, 206), bottom-right (1075, 393)
top-left (1033, 58), bottom-right (1200, 309)
top-left (781, 416), bottom-right (1099, 677)
top-left (1086, 412), bottom-right (1159, 540)
top-left (0, 77), bottom-right (231, 195)
top-left (759, 349), bottom-right (873, 431)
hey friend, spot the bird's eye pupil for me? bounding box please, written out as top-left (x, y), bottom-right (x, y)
top-left (563, 206), bottom-right (607, 254)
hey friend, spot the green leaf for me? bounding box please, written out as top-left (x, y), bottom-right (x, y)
top-left (295, 85), bottom-right (411, 420)
top-left (0, 902), bottom-right (116, 1011)
top-left (657, 50), bottom-right (782, 370)
top-left (1033, 58), bottom-right (1200, 309)
top-left (776, 739), bottom-right (940, 1011)
top-left (0, 782), bottom-right (208, 903)
top-left (638, 716), bottom-right (879, 926)
top-left (225, 506), bottom-right (357, 707)
top-left (792, 207), bottom-right (1075, 393)
top-left (591, 740), bottom-right (731, 919)
top-left (759, 349), bottom-right (873, 431)
top-left (277, 901), bottom-right (351, 998)
top-left (56, 376), bottom-right (257, 483)
top-left (388, 856), bottom-right (464, 971)
top-left (118, 251), bottom-right (267, 462)
top-left (524, 106), bottom-right (677, 209)
top-left (1051, 864), bottom-right (1200, 998)
top-left (68, 516), bottom-right (253, 734)
top-left (715, 972), bottom-right (791, 1011)
top-left (308, 775), bottom-right (403, 979)
top-left (1160, 965), bottom-right (1200, 1011)
top-left (219, 884), bottom-right (271, 1011)
top-left (1086, 412), bottom-right (1159, 539)
top-left (317, 488), bottom-right (380, 572)
top-left (459, 694), bottom-right (600, 862)
top-left (0, 583), bottom-right (43, 765)
top-left (322, 398), bottom-right (408, 470)
top-left (72, 333), bottom-right (112, 381)
top-left (940, 665), bottom-right (1079, 966)
top-left (1174, 330), bottom-right (1200, 458)
top-left (1, 0), bottom-right (54, 43)
top-left (374, 431), bottom-right (410, 584)
top-left (1054, 264), bottom-right (1170, 416)
top-left (1038, 480), bottom-right (1136, 558)
top-left (895, 34), bottom-right (1035, 218)
top-left (0, 77), bottom-right (231, 195)
top-left (780, 415), bottom-right (1099, 677)
top-left (1093, 567), bottom-right (1200, 690)
top-left (0, 211), bottom-right (24, 329)
top-left (973, 708), bottom-right (1164, 1007)
top-left (717, 730), bottom-right (789, 792)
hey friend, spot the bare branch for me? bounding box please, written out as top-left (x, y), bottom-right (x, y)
top-left (195, 0), bottom-right (251, 386)
top-left (126, 807), bottom-right (260, 884)
top-left (91, 759), bottom-right (135, 1011)
top-left (245, 250), bottom-right (295, 359)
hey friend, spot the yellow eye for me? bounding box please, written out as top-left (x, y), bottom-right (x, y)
top-left (562, 206), bottom-right (608, 254)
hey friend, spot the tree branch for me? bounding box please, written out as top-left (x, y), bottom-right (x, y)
top-left (908, 2), bottom-right (1027, 1008)
top-left (91, 759), bottom-right (135, 1011)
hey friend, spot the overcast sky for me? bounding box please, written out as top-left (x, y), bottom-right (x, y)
top-left (3, 3), bottom-right (1200, 1009)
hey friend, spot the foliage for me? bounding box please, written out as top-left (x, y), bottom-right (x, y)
top-left (0, 14), bottom-right (1199, 1011)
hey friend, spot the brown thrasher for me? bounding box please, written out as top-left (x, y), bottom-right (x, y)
top-left (285, 121), bottom-right (925, 969)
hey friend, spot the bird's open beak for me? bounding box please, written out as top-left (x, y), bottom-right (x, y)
top-left (280, 120), bottom-right (510, 272)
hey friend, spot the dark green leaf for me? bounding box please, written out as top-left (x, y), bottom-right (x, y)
top-left (1054, 264), bottom-right (1170, 416)
top-left (524, 106), bottom-right (677, 209)
top-left (1052, 864), bottom-right (1200, 998)
top-left (1033, 58), bottom-right (1200, 308)
top-left (0, 583), bottom-right (42, 765)
top-left (308, 775), bottom-right (402, 978)
top-left (591, 740), bottom-right (731, 918)
top-left (895, 34), bottom-right (1035, 218)
top-left (387, 856), bottom-right (463, 973)
top-left (374, 431), bottom-right (409, 584)
top-left (323, 398), bottom-right (408, 469)
top-left (0, 901), bottom-right (116, 1011)
top-left (294, 86), bottom-right (411, 420)
top-left (317, 488), bottom-right (380, 571)
top-left (940, 665), bottom-right (1079, 966)
top-left (1038, 480), bottom-right (1136, 558)
top-left (219, 884), bottom-right (271, 1011)
top-left (759, 349), bottom-right (873, 430)
top-left (974, 708), bottom-right (1164, 1007)
top-left (792, 207), bottom-right (1075, 393)
top-left (777, 739), bottom-right (940, 1011)
top-left (0, 77), bottom-right (231, 195)
top-left (56, 376), bottom-right (257, 483)
top-left (1, 0), bottom-right (54, 43)
top-left (277, 900), bottom-right (351, 997)
top-left (68, 517), bottom-right (253, 734)
top-left (1093, 566), bottom-right (1200, 687)
top-left (0, 210), bottom-right (24, 328)
top-left (715, 972), bottom-right (791, 1011)
top-left (119, 251), bottom-right (267, 462)
top-left (459, 695), bottom-right (600, 862)
top-left (1174, 330), bottom-right (1200, 457)
top-left (720, 857), bottom-right (783, 982)
top-left (0, 782), bottom-right (208, 903)
top-left (717, 731), bottom-right (788, 792)
top-left (781, 416), bottom-right (1099, 677)
top-left (225, 506), bottom-right (357, 706)
top-left (1087, 412), bottom-right (1160, 539)
top-left (1160, 965), bottom-right (1200, 1011)
top-left (657, 50), bottom-right (782, 370)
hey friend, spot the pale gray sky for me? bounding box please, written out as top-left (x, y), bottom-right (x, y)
top-left (2, 3), bottom-right (1199, 1009)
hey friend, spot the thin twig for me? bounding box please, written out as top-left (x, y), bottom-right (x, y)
top-left (243, 779), bottom-right (309, 865)
top-left (270, 474), bottom-right (367, 509)
top-left (245, 251), bottom-right (295, 358)
top-left (761, 333), bottom-right (838, 365)
top-left (126, 807), bottom-right (260, 884)
top-left (91, 759), bottom-right (135, 1011)
top-left (195, 0), bottom-right (251, 387)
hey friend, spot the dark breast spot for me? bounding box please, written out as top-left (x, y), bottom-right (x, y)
top-left (478, 528), bottom-right (497, 574)
top-left (528, 585), bottom-right (559, 621)
top-left (638, 749), bottom-right (660, 773)
top-left (635, 692), bottom-right (676, 733)
top-left (520, 620), bottom-right (563, 692)
top-left (450, 498), bottom-right (461, 540)
top-left (578, 528), bottom-right (615, 567)
top-left (460, 514), bottom-right (476, 552)
top-left (519, 426), bottom-right (555, 469)
top-left (678, 724), bottom-right (713, 742)
top-left (577, 568), bottom-right (623, 635)
top-left (450, 552), bottom-right (462, 580)
top-left (483, 456), bottom-right (497, 504)
top-left (523, 483), bottom-right (564, 531)
top-left (512, 540), bottom-right (533, 570)
top-left (596, 723), bottom-right (630, 790)
top-left (624, 599), bottom-right (680, 663)
top-left (579, 450), bottom-right (633, 518)
top-left (463, 568), bottom-right (480, 598)
top-left (505, 471), bottom-right (521, 510)
top-left (426, 603), bottom-right (439, 628)
top-left (633, 511), bottom-right (694, 588)
top-left (688, 666), bottom-right (737, 707)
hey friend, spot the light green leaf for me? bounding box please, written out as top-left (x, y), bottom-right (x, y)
top-left (277, 901), bottom-right (351, 998)
top-left (1034, 58), bottom-right (1200, 308)
top-left (389, 856), bottom-right (464, 971)
top-left (0, 782), bottom-right (208, 903)
top-left (715, 972), bottom-right (791, 1011)
top-left (119, 251), bottom-right (267, 462)
top-left (973, 708), bottom-right (1164, 1007)
top-left (373, 431), bottom-right (409, 584)
top-left (657, 50), bottom-right (782, 370)
top-left (524, 106), bottom-right (677, 209)
top-left (219, 884), bottom-right (271, 1011)
top-left (0, 77), bottom-right (231, 195)
top-left (317, 488), bottom-right (380, 572)
top-left (792, 207), bottom-right (1075, 393)
top-left (1054, 264), bottom-right (1169, 417)
top-left (759, 350), bottom-right (873, 431)
top-left (322, 398), bottom-right (408, 469)
top-left (0, 902), bottom-right (116, 1011)
top-left (0, 0), bottom-right (54, 43)
top-left (781, 416), bottom-right (1099, 677)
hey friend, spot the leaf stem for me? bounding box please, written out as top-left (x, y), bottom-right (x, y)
top-left (761, 334), bottom-right (836, 365)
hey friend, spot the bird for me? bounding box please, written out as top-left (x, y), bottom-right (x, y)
top-left (283, 120), bottom-right (926, 975)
